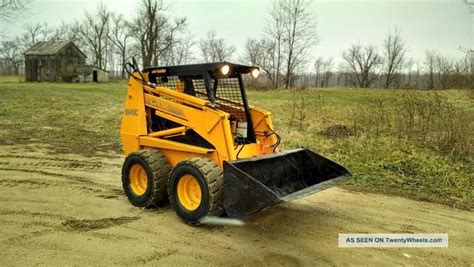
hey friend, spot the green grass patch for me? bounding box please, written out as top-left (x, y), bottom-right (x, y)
top-left (0, 75), bottom-right (25, 83)
top-left (0, 81), bottom-right (125, 154)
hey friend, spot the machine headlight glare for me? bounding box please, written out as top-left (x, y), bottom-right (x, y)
top-left (221, 65), bottom-right (230, 75)
top-left (251, 68), bottom-right (260, 78)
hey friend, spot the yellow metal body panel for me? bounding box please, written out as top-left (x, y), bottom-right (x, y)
top-left (139, 136), bottom-right (212, 155)
top-left (249, 106), bottom-right (279, 154)
top-left (120, 78), bottom-right (148, 154)
top-left (120, 72), bottom-right (278, 170)
top-left (148, 126), bottom-right (188, 138)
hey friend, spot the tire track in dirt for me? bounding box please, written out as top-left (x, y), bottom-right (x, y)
top-left (61, 216), bottom-right (140, 232)
top-left (0, 160), bottom-right (104, 171)
top-left (0, 146), bottom-right (125, 200)
top-left (0, 177), bottom-right (54, 188)
top-left (0, 154), bottom-right (121, 165)
top-left (0, 167), bottom-right (123, 199)
top-left (0, 154), bottom-right (122, 170)
top-left (3, 216), bottom-right (140, 242)
top-left (0, 167), bottom-right (103, 186)
top-left (0, 210), bottom-right (74, 220)
top-left (0, 153), bottom-right (122, 201)
top-left (137, 249), bottom-right (178, 264)
top-left (0, 218), bottom-right (57, 229)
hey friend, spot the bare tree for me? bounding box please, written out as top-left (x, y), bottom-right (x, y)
top-left (244, 0), bottom-right (317, 89)
top-left (314, 57), bottom-right (333, 87)
top-left (264, 0), bottom-right (285, 88)
top-left (403, 58), bottom-right (415, 88)
top-left (18, 22), bottom-right (52, 51)
top-left (50, 22), bottom-right (82, 43)
top-left (314, 57), bottom-right (324, 87)
top-left (279, 0), bottom-right (318, 88)
top-left (77, 3), bottom-right (111, 69)
top-left (464, 0), bottom-right (474, 13)
top-left (130, 0), bottom-right (186, 67)
top-left (199, 30), bottom-right (235, 62)
top-left (243, 37), bottom-right (281, 88)
top-left (23, 23), bottom-right (45, 45)
top-left (452, 56), bottom-right (471, 88)
top-left (108, 14), bottom-right (132, 78)
top-left (341, 44), bottom-right (382, 88)
top-left (0, 38), bottom-right (22, 74)
top-left (424, 49), bottom-right (437, 89)
top-left (322, 59), bottom-right (334, 87)
top-left (436, 54), bottom-right (453, 89)
top-left (0, 0), bottom-right (30, 21)
top-left (383, 28), bottom-right (407, 88)
top-left (411, 62), bottom-right (422, 89)
top-left (161, 31), bottom-right (195, 65)
top-left (244, 38), bottom-right (263, 66)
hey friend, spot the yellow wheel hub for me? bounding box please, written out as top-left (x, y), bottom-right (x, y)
top-left (177, 174), bottom-right (202, 211)
top-left (129, 164), bottom-right (148, 196)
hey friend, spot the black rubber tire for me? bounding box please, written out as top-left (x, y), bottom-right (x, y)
top-left (168, 157), bottom-right (223, 225)
top-left (122, 149), bottom-right (170, 208)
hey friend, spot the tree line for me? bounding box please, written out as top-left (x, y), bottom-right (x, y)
top-left (0, 0), bottom-right (472, 89)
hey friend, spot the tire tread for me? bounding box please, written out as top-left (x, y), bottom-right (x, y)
top-left (125, 149), bottom-right (170, 207)
top-left (170, 157), bottom-right (223, 219)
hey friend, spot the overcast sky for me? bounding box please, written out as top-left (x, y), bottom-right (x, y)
top-left (2, 0), bottom-right (472, 64)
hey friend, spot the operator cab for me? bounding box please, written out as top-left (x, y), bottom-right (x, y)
top-left (142, 62), bottom-right (260, 144)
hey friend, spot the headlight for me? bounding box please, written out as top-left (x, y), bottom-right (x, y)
top-left (251, 68), bottom-right (260, 78)
top-left (221, 64), bottom-right (230, 75)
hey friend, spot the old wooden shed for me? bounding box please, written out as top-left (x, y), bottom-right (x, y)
top-left (24, 41), bottom-right (87, 82)
top-left (24, 41), bottom-right (109, 83)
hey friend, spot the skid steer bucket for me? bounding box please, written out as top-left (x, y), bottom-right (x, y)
top-left (223, 148), bottom-right (351, 218)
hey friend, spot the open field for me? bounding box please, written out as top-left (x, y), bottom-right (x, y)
top-left (0, 78), bottom-right (473, 265)
top-left (0, 79), bottom-right (472, 209)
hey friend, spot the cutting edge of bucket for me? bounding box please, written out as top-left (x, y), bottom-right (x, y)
top-left (280, 174), bottom-right (351, 201)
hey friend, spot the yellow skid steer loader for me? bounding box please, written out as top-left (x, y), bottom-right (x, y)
top-left (120, 60), bottom-right (350, 224)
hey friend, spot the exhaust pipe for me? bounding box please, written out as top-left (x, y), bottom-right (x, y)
top-left (223, 148), bottom-right (351, 218)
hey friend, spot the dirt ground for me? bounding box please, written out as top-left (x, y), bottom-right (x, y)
top-left (0, 144), bottom-right (472, 266)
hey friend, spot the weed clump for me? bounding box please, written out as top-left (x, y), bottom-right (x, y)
top-left (351, 91), bottom-right (473, 160)
top-left (320, 124), bottom-right (357, 139)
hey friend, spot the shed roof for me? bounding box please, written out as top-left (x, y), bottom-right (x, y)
top-left (24, 41), bottom-right (86, 58)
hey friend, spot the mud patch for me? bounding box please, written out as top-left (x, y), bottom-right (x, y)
top-left (0, 167), bottom-right (105, 187)
top-left (138, 249), bottom-right (178, 263)
top-left (0, 154), bottom-right (121, 170)
top-left (96, 194), bottom-right (120, 199)
top-left (62, 216), bottom-right (139, 232)
top-left (320, 124), bottom-right (357, 139)
top-left (0, 178), bottom-right (53, 188)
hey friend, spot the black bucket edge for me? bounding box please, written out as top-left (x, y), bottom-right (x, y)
top-left (222, 147), bottom-right (352, 218)
top-left (223, 161), bottom-right (281, 218)
top-left (280, 174), bottom-right (351, 201)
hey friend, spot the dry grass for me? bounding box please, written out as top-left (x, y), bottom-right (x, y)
top-left (249, 88), bottom-right (473, 209)
top-left (350, 91), bottom-right (473, 159)
top-left (0, 75), bottom-right (25, 83)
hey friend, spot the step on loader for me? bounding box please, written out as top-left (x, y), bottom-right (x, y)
top-left (120, 60), bottom-right (351, 224)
